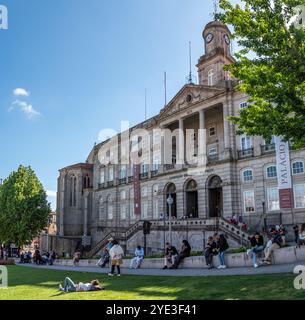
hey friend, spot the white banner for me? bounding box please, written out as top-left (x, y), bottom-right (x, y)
top-left (275, 136), bottom-right (292, 189)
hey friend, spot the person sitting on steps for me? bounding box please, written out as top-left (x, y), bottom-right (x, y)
top-left (298, 224), bottom-right (305, 247)
top-left (170, 240), bottom-right (191, 269)
top-left (130, 245), bottom-right (145, 269)
top-left (262, 228), bottom-right (283, 264)
top-left (204, 236), bottom-right (217, 269)
top-left (247, 232), bottom-right (264, 268)
top-left (163, 242), bottom-right (179, 270)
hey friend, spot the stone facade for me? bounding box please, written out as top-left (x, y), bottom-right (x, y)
top-left (55, 19), bottom-right (305, 256)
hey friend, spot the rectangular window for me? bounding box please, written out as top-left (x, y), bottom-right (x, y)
top-left (100, 169), bottom-right (105, 183)
top-left (267, 166), bottom-right (277, 178)
top-left (241, 136), bottom-right (252, 150)
top-left (243, 190), bottom-right (255, 213)
top-left (130, 202), bottom-right (135, 219)
top-left (209, 127), bottom-right (216, 137)
top-left (142, 202), bottom-right (148, 219)
top-left (294, 184), bottom-right (305, 209)
top-left (108, 167), bottom-right (114, 181)
top-left (267, 188), bottom-right (280, 211)
top-left (208, 147), bottom-right (217, 156)
top-left (120, 165), bottom-right (127, 179)
top-left (120, 204), bottom-right (126, 220)
top-left (240, 102), bottom-right (248, 109)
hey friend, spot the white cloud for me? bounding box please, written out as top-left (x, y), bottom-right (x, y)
top-left (10, 100), bottom-right (41, 119)
top-left (47, 190), bottom-right (57, 197)
top-left (13, 88), bottom-right (30, 97)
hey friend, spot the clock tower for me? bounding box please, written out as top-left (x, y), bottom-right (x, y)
top-left (197, 20), bottom-right (235, 86)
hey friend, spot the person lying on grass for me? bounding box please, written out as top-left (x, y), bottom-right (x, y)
top-left (59, 277), bottom-right (105, 293)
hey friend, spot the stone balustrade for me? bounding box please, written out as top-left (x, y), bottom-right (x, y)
top-left (53, 246), bottom-right (305, 269)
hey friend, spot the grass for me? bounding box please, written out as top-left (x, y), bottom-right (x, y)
top-left (0, 266), bottom-right (304, 300)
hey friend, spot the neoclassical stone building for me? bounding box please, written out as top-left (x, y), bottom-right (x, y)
top-left (55, 19), bottom-right (305, 257)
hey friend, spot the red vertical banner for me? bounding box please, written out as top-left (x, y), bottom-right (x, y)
top-left (133, 164), bottom-right (141, 216)
top-left (275, 136), bottom-right (294, 209)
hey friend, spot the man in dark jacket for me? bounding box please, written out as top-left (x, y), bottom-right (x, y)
top-left (204, 237), bottom-right (217, 269)
top-left (263, 228), bottom-right (282, 264)
top-left (247, 232), bottom-right (264, 268)
top-left (216, 234), bottom-right (229, 269)
top-left (163, 243), bottom-right (179, 269)
top-left (170, 240), bottom-right (191, 269)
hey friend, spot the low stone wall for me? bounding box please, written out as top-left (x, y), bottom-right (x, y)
top-left (53, 246), bottom-right (305, 269)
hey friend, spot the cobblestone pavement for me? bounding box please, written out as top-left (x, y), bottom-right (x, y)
top-left (17, 261), bottom-right (304, 277)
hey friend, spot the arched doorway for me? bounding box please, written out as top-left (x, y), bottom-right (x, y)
top-left (208, 176), bottom-right (223, 218)
top-left (185, 180), bottom-right (198, 218)
top-left (165, 183), bottom-right (177, 218)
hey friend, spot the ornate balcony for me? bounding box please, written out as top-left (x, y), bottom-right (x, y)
top-left (119, 178), bottom-right (126, 185)
top-left (151, 170), bottom-right (159, 177)
top-left (140, 172), bottom-right (149, 180)
top-left (261, 143), bottom-right (275, 155)
top-left (238, 148), bottom-right (254, 159)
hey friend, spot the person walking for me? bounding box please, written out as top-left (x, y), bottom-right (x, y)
top-left (247, 232), bottom-right (264, 268)
top-left (170, 240), bottom-right (191, 269)
top-left (108, 240), bottom-right (124, 276)
top-left (293, 225), bottom-right (300, 245)
top-left (216, 234), bottom-right (229, 269)
top-left (130, 245), bottom-right (145, 269)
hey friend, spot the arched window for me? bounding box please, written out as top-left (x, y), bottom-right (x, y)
top-left (243, 169), bottom-right (253, 183)
top-left (266, 166), bottom-right (277, 178)
top-left (292, 161), bottom-right (304, 175)
top-left (185, 180), bottom-right (198, 218)
top-left (70, 175), bottom-right (77, 207)
top-left (208, 69), bottom-right (214, 86)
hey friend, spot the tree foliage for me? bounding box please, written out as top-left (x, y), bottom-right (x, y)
top-left (0, 165), bottom-right (51, 247)
top-left (219, 0), bottom-right (305, 148)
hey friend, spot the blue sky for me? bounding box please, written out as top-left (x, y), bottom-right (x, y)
top-left (0, 0), bottom-right (240, 210)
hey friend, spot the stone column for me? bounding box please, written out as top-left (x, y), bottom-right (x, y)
top-left (83, 192), bottom-right (89, 236)
top-left (178, 119), bottom-right (185, 166)
top-left (198, 110), bottom-right (207, 167)
top-left (223, 104), bottom-right (230, 150)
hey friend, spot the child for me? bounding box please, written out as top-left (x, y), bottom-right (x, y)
top-left (108, 240), bottom-right (124, 276)
top-left (59, 278), bottom-right (104, 292)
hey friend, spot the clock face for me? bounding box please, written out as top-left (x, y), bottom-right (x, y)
top-left (206, 33), bottom-right (214, 44)
top-left (224, 33), bottom-right (230, 45)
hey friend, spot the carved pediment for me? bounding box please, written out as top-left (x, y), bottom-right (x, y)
top-left (158, 84), bottom-right (225, 120)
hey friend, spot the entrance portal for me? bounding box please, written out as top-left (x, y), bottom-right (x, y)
top-left (208, 176), bottom-right (223, 218)
top-left (185, 180), bottom-right (198, 218)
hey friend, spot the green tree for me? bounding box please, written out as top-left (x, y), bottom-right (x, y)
top-left (0, 165), bottom-right (51, 247)
top-left (219, 0), bottom-right (305, 148)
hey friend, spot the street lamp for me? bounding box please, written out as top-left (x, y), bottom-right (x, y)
top-left (167, 195), bottom-right (174, 245)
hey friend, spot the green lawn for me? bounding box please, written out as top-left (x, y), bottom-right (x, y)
top-left (0, 266), bottom-right (304, 300)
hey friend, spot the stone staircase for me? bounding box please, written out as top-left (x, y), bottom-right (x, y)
top-left (85, 217), bottom-right (251, 258)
